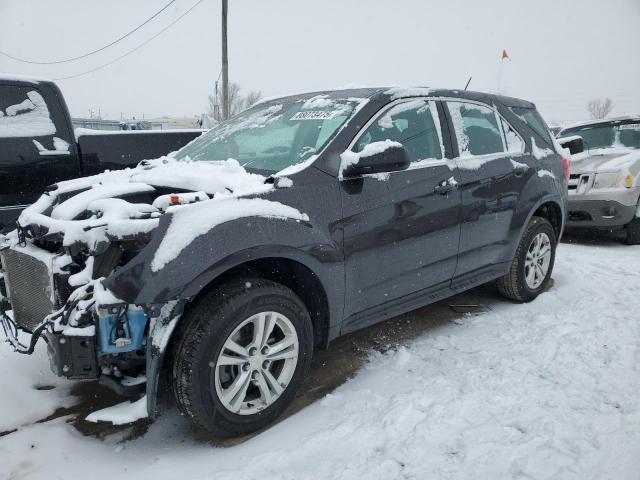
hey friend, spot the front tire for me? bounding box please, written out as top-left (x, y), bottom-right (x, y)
top-left (172, 278), bottom-right (313, 438)
top-left (625, 215), bottom-right (640, 245)
top-left (497, 216), bottom-right (557, 302)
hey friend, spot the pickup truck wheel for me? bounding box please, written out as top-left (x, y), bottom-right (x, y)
top-left (497, 216), bottom-right (556, 302)
top-left (172, 278), bottom-right (313, 438)
top-left (625, 215), bottom-right (640, 245)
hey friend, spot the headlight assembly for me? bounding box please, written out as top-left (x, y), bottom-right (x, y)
top-left (593, 172), bottom-right (633, 189)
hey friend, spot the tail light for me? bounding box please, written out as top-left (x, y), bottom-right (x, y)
top-left (561, 157), bottom-right (570, 182)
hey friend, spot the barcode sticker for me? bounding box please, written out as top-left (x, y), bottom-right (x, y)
top-left (290, 111), bottom-right (338, 121)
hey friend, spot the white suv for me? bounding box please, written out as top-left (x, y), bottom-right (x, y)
top-left (559, 115), bottom-right (640, 244)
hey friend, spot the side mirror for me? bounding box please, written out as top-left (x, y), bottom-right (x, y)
top-left (342, 141), bottom-right (410, 178)
top-left (557, 135), bottom-right (584, 155)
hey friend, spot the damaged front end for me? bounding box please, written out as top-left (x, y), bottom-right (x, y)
top-left (0, 163), bottom-right (211, 415)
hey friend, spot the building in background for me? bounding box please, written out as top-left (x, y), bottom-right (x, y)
top-left (72, 115), bottom-right (206, 131)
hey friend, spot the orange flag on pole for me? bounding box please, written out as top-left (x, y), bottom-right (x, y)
top-left (501, 49), bottom-right (510, 60)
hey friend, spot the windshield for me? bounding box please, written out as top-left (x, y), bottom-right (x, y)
top-left (176, 95), bottom-right (365, 173)
top-left (560, 122), bottom-right (640, 150)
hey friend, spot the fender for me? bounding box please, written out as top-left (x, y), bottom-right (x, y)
top-left (105, 210), bottom-right (342, 303)
top-left (145, 300), bottom-right (184, 417)
top-left (506, 192), bottom-right (566, 263)
top-left (133, 222), bottom-right (344, 417)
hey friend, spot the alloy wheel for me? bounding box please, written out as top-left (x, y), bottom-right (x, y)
top-left (213, 311), bottom-right (299, 415)
top-left (524, 232), bottom-right (551, 289)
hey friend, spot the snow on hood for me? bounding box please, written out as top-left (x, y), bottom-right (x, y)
top-left (570, 148), bottom-right (640, 175)
top-left (17, 157), bottom-right (276, 251)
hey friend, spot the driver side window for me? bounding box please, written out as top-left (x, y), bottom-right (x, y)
top-left (355, 99), bottom-right (443, 163)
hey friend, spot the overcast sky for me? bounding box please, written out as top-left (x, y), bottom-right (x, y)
top-left (1, 0), bottom-right (639, 124)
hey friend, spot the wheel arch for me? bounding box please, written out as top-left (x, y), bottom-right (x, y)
top-left (184, 254), bottom-right (333, 349)
top-left (531, 200), bottom-right (564, 239)
top-left (148, 249), bottom-right (337, 416)
top-left (505, 197), bottom-right (565, 265)
top-left (174, 244), bottom-right (340, 350)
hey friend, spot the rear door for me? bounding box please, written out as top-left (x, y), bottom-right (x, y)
top-left (341, 98), bottom-right (461, 324)
top-left (444, 99), bottom-right (534, 285)
top-left (0, 83), bottom-right (78, 228)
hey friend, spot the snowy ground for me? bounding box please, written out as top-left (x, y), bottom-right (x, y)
top-left (1, 237), bottom-right (640, 480)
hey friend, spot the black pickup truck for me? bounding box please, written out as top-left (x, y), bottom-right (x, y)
top-left (0, 74), bottom-right (204, 231)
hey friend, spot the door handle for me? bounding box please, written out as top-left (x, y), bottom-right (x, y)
top-left (513, 166), bottom-right (527, 177)
top-left (434, 177), bottom-right (457, 195)
top-left (511, 160), bottom-right (529, 177)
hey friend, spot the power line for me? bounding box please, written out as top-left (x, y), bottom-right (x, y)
top-left (53, 0), bottom-right (203, 81)
top-left (0, 0), bottom-right (176, 65)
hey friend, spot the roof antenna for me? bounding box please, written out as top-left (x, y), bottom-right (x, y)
top-left (464, 76), bottom-right (472, 91)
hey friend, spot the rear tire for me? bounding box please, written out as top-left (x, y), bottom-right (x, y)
top-left (172, 278), bottom-right (313, 438)
top-left (497, 216), bottom-right (557, 302)
top-left (625, 215), bottom-right (640, 245)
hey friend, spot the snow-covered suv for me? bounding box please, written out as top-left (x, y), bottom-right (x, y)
top-left (0, 87), bottom-right (567, 437)
top-left (559, 115), bottom-right (640, 244)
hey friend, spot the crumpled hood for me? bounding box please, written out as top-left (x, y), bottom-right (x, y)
top-left (16, 157), bottom-right (273, 253)
top-left (570, 148), bottom-right (640, 175)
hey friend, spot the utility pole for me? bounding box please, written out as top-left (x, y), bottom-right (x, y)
top-left (214, 80), bottom-right (220, 121)
top-left (221, 0), bottom-right (229, 120)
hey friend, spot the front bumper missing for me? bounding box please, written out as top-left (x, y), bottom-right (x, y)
top-left (1, 282), bottom-right (100, 379)
top-left (45, 331), bottom-right (99, 379)
top-left (0, 237), bottom-right (183, 416)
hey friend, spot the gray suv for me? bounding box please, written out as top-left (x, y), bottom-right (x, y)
top-left (1, 87), bottom-right (568, 438)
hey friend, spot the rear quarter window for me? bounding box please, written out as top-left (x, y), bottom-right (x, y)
top-left (510, 106), bottom-right (552, 145)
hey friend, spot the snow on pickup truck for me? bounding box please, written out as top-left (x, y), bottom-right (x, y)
top-left (558, 115), bottom-right (640, 244)
top-left (0, 74), bottom-right (204, 231)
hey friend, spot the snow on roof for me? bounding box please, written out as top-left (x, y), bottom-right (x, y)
top-left (0, 72), bottom-right (54, 84)
top-left (256, 86), bottom-right (530, 109)
top-left (384, 86), bottom-right (433, 100)
top-left (254, 87), bottom-right (381, 107)
top-left (561, 114), bottom-right (640, 131)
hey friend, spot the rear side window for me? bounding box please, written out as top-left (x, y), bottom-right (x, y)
top-left (0, 86), bottom-right (56, 138)
top-left (510, 106), bottom-right (552, 144)
top-left (447, 101), bottom-right (505, 157)
top-left (355, 98), bottom-right (443, 163)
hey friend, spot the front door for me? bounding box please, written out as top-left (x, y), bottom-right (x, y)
top-left (341, 98), bottom-right (461, 324)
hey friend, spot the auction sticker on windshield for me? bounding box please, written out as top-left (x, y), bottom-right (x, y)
top-left (619, 124), bottom-right (640, 130)
top-left (290, 111), bottom-right (339, 121)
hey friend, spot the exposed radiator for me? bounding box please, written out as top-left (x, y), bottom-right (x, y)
top-left (0, 249), bottom-right (54, 332)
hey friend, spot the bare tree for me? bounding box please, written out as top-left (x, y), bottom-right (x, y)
top-left (243, 90), bottom-right (263, 110)
top-left (208, 83), bottom-right (262, 121)
top-left (587, 98), bottom-right (613, 119)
